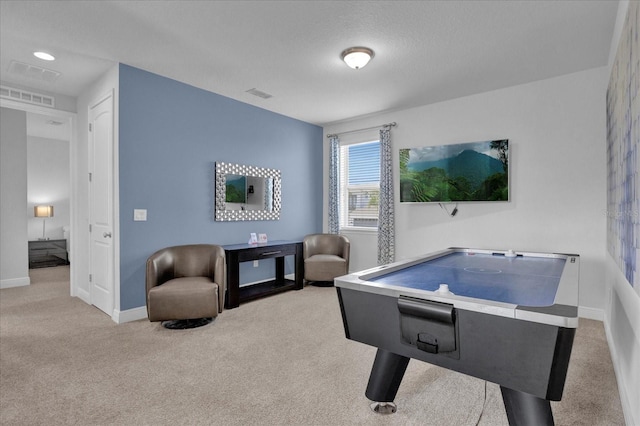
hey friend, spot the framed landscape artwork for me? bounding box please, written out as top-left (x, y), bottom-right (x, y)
top-left (399, 139), bottom-right (509, 203)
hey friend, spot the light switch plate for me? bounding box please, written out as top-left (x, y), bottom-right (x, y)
top-left (133, 209), bottom-right (147, 221)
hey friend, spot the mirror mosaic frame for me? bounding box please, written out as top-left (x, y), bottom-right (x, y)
top-left (215, 162), bottom-right (281, 221)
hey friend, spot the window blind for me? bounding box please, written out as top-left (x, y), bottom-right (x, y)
top-left (339, 141), bottom-right (380, 228)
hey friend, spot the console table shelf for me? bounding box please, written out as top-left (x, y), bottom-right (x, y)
top-left (223, 240), bottom-right (303, 309)
top-left (239, 279), bottom-right (297, 303)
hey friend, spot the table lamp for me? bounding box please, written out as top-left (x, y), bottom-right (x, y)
top-left (34, 205), bottom-right (54, 240)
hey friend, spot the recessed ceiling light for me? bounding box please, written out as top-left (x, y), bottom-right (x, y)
top-left (341, 47), bottom-right (374, 70)
top-left (33, 51), bottom-right (55, 61)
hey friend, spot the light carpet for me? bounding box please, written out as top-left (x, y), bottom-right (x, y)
top-left (0, 266), bottom-right (624, 425)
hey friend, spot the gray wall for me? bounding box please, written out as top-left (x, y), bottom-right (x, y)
top-left (0, 107), bottom-right (29, 288)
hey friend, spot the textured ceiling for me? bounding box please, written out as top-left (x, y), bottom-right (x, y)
top-left (0, 1), bottom-right (619, 126)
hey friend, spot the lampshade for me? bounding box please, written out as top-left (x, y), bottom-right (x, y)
top-left (34, 205), bottom-right (54, 218)
top-left (341, 47), bottom-right (374, 70)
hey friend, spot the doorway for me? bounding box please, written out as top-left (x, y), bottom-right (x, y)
top-left (0, 99), bottom-right (77, 296)
top-left (27, 111), bottom-right (71, 269)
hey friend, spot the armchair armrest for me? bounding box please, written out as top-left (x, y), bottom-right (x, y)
top-left (209, 245), bottom-right (226, 313)
top-left (342, 240), bottom-right (351, 265)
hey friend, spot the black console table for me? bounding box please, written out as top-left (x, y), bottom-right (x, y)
top-left (223, 240), bottom-right (303, 309)
top-left (28, 239), bottom-right (69, 268)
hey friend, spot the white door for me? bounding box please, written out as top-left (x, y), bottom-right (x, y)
top-left (88, 92), bottom-right (114, 315)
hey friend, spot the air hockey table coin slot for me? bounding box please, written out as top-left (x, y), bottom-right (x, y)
top-left (398, 296), bottom-right (459, 359)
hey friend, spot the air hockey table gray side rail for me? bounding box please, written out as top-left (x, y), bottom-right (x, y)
top-left (335, 247), bottom-right (579, 328)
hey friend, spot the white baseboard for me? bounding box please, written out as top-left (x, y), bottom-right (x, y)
top-left (0, 276), bottom-right (30, 289)
top-left (578, 305), bottom-right (604, 321)
top-left (604, 319), bottom-right (637, 426)
top-left (112, 274), bottom-right (301, 324)
top-left (112, 306), bottom-right (148, 324)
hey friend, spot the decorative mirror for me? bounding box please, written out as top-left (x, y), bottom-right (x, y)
top-left (215, 162), bottom-right (281, 221)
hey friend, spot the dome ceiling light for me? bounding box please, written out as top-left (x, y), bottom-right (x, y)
top-left (341, 47), bottom-right (374, 70)
top-left (33, 51), bottom-right (55, 61)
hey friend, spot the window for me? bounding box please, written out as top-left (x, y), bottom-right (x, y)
top-left (339, 140), bottom-right (380, 229)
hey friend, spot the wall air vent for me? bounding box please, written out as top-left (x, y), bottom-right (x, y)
top-left (246, 88), bottom-right (273, 99)
top-left (0, 85), bottom-right (55, 108)
top-left (8, 60), bottom-right (61, 83)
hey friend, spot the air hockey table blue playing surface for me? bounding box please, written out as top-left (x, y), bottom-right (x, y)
top-left (368, 250), bottom-right (566, 307)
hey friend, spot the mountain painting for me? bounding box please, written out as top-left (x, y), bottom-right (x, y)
top-left (399, 140), bottom-right (509, 202)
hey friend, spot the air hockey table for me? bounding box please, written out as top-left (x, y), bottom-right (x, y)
top-left (335, 247), bottom-right (579, 426)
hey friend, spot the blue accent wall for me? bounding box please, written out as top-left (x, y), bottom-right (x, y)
top-left (118, 64), bottom-right (323, 310)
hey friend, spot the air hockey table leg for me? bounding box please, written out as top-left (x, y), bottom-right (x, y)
top-left (500, 386), bottom-right (555, 426)
top-left (365, 349), bottom-right (410, 414)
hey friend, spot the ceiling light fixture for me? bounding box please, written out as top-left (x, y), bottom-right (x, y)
top-left (33, 51), bottom-right (55, 61)
top-left (341, 47), bottom-right (374, 70)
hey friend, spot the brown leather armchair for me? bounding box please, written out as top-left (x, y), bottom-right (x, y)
top-left (303, 234), bottom-right (350, 286)
top-left (146, 244), bottom-right (226, 329)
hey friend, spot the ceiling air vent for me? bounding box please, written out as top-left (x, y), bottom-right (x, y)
top-left (8, 60), bottom-right (61, 83)
top-left (0, 85), bottom-right (55, 108)
top-left (246, 88), bottom-right (273, 99)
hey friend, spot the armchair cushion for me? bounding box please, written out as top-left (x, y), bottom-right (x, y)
top-left (304, 254), bottom-right (348, 282)
top-left (147, 277), bottom-right (218, 322)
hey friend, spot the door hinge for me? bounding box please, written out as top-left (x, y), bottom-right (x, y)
top-left (89, 172), bottom-right (92, 182)
top-left (89, 274), bottom-right (92, 282)
top-left (89, 123), bottom-right (92, 132)
top-left (89, 224), bottom-right (92, 232)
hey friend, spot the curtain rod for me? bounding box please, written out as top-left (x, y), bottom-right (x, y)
top-left (326, 122), bottom-right (396, 139)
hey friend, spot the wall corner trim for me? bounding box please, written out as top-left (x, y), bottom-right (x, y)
top-left (112, 306), bottom-right (147, 324)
